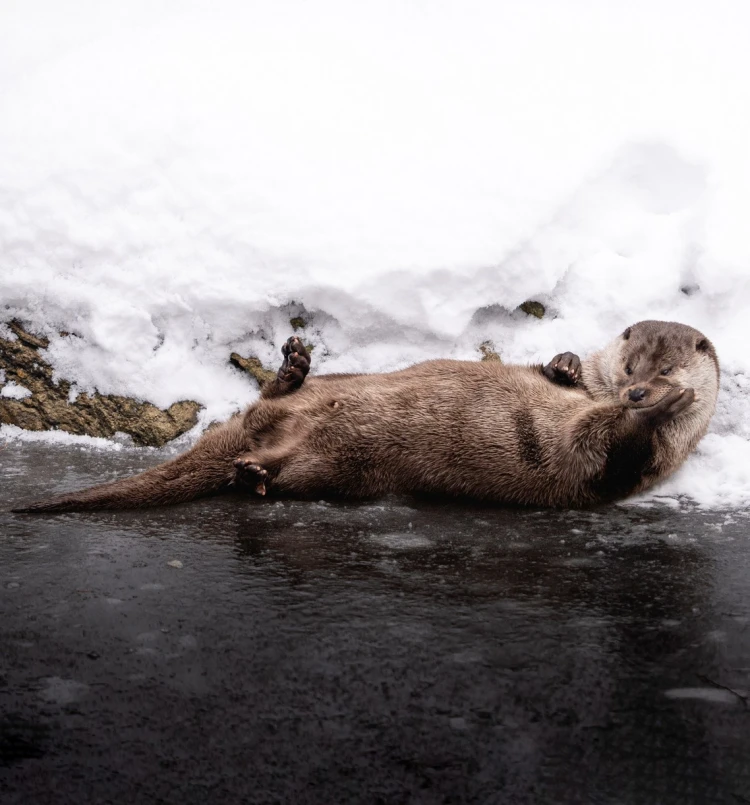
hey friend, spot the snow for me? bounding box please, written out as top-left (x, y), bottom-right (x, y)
top-left (0, 382), bottom-right (32, 400)
top-left (0, 424), bottom-right (125, 451)
top-left (1, 0), bottom-right (749, 509)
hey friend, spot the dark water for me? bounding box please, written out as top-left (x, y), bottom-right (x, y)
top-left (1, 442), bottom-right (749, 804)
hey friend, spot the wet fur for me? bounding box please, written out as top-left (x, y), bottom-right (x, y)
top-left (12, 321), bottom-right (719, 513)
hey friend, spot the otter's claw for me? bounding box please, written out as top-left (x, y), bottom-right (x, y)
top-left (281, 335), bottom-right (305, 355)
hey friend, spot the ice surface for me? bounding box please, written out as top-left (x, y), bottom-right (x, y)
top-left (1, 0), bottom-right (749, 508)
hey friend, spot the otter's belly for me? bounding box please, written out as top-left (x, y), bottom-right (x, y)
top-left (289, 371), bottom-right (590, 504)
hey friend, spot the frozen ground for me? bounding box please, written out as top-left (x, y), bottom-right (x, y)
top-left (1, 0), bottom-right (749, 508)
top-left (2, 443), bottom-right (750, 803)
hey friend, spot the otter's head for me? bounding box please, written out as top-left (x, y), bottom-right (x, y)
top-left (610, 320), bottom-right (719, 411)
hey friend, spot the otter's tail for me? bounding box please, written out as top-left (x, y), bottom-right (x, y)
top-left (12, 420), bottom-right (245, 514)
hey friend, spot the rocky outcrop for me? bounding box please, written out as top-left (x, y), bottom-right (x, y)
top-left (229, 353), bottom-right (277, 387)
top-left (518, 301), bottom-right (545, 319)
top-left (0, 322), bottom-right (201, 447)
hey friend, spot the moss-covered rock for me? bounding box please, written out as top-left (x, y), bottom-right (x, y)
top-left (518, 301), bottom-right (545, 319)
top-left (0, 321), bottom-right (201, 447)
top-left (289, 316), bottom-right (306, 331)
top-left (229, 352), bottom-right (277, 387)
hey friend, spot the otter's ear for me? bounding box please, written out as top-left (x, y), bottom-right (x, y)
top-left (622, 327), bottom-right (631, 340)
top-left (696, 337), bottom-right (709, 352)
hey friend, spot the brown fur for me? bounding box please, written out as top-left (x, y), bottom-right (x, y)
top-left (12, 321), bottom-right (719, 513)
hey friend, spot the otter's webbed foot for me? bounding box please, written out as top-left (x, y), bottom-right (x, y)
top-left (543, 352), bottom-right (581, 386)
top-left (635, 387), bottom-right (695, 425)
top-left (262, 336), bottom-right (311, 399)
top-left (233, 458), bottom-right (269, 496)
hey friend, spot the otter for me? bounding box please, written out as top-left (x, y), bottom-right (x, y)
top-left (11, 321), bottom-right (719, 513)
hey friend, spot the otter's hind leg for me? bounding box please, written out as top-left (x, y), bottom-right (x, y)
top-left (261, 336), bottom-right (311, 399)
top-left (232, 449), bottom-right (342, 500)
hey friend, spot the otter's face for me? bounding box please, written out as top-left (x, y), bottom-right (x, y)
top-left (614, 321), bottom-right (718, 409)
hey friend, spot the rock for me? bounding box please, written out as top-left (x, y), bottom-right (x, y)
top-left (289, 316), bottom-right (306, 331)
top-left (0, 321), bottom-right (201, 447)
top-left (229, 352), bottom-right (277, 387)
top-left (478, 341), bottom-right (502, 362)
top-left (519, 301), bottom-right (545, 319)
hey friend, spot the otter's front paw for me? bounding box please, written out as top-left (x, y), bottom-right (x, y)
top-left (636, 387), bottom-right (695, 425)
top-left (233, 458), bottom-right (269, 495)
top-left (543, 352), bottom-right (581, 386)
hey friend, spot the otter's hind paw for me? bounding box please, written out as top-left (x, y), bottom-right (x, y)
top-left (262, 336), bottom-right (312, 399)
top-left (278, 336), bottom-right (311, 388)
top-left (233, 458), bottom-right (269, 496)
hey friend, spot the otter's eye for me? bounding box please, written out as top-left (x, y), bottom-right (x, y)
top-left (661, 367), bottom-right (672, 376)
top-left (625, 365), bottom-right (633, 376)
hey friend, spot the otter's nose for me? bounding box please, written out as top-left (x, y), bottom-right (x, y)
top-left (628, 388), bottom-right (646, 402)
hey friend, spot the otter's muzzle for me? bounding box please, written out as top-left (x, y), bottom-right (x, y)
top-left (621, 379), bottom-right (675, 408)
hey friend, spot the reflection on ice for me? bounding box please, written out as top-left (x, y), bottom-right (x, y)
top-left (664, 688), bottom-right (740, 706)
top-left (369, 532), bottom-right (434, 550)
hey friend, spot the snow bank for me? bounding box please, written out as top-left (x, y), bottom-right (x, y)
top-left (1, 0), bottom-right (749, 508)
